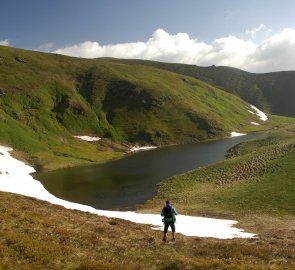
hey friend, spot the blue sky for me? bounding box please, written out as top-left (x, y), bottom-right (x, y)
top-left (1, 0), bottom-right (295, 72)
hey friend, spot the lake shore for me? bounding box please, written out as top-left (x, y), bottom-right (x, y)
top-left (0, 144), bottom-right (256, 239)
top-left (35, 132), bottom-right (266, 210)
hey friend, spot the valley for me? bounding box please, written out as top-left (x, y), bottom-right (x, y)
top-left (0, 45), bottom-right (294, 269)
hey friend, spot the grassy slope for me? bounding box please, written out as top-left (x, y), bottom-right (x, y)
top-left (1, 192), bottom-right (294, 270)
top-left (0, 46), bottom-right (267, 171)
top-left (0, 117), bottom-right (294, 269)
top-left (117, 59), bottom-right (295, 117)
top-left (0, 46), bottom-right (125, 171)
top-left (144, 117), bottom-right (295, 217)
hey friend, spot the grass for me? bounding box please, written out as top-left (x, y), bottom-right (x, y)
top-left (1, 122), bottom-right (295, 269)
top-left (0, 45), bottom-right (270, 171)
top-left (123, 59), bottom-right (295, 117)
top-left (144, 121), bottom-right (295, 217)
top-left (0, 192), bottom-right (294, 270)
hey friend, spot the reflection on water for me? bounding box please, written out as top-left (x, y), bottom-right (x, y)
top-left (35, 133), bottom-right (266, 209)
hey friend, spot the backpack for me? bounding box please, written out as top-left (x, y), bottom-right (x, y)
top-left (163, 206), bottom-right (175, 223)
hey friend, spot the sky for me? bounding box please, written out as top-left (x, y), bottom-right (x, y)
top-left (1, 0), bottom-right (295, 73)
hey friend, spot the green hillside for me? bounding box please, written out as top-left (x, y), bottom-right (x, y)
top-left (145, 117), bottom-right (295, 217)
top-left (119, 59), bottom-right (295, 117)
top-left (0, 46), bottom-right (265, 171)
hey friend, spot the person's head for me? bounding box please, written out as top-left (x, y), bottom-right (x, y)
top-left (166, 200), bottom-right (170, 205)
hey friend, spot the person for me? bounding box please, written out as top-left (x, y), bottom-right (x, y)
top-left (161, 200), bottom-right (178, 241)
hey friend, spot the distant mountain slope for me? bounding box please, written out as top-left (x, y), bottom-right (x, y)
top-left (0, 46), bottom-right (266, 169)
top-left (113, 59), bottom-right (295, 117)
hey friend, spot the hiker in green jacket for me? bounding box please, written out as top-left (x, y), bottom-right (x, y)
top-left (161, 200), bottom-right (178, 241)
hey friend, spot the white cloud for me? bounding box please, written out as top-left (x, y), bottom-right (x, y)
top-left (247, 28), bottom-right (295, 72)
top-left (246, 24), bottom-right (272, 38)
top-left (197, 36), bottom-right (256, 68)
top-left (0, 39), bottom-right (10, 46)
top-left (53, 28), bottom-right (295, 73)
top-left (37, 42), bottom-right (55, 52)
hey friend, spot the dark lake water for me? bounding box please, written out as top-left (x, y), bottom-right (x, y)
top-left (35, 133), bottom-right (265, 209)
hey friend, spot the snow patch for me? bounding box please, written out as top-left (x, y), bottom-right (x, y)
top-left (0, 145), bottom-right (256, 239)
top-left (230, 132), bottom-right (247, 137)
top-left (250, 122), bottom-right (260, 126)
top-left (248, 105), bottom-right (268, 121)
top-left (74, 135), bottom-right (101, 142)
top-left (130, 146), bottom-right (157, 152)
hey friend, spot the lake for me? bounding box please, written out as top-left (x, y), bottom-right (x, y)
top-left (35, 133), bottom-right (265, 209)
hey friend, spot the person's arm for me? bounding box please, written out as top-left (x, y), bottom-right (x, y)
top-left (172, 207), bottom-right (178, 215)
top-left (161, 207), bottom-right (164, 216)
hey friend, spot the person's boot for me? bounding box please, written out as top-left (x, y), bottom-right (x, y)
top-left (172, 232), bottom-right (175, 241)
top-left (163, 233), bottom-right (166, 241)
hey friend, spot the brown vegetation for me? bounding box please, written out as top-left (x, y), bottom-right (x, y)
top-left (1, 192), bottom-right (294, 269)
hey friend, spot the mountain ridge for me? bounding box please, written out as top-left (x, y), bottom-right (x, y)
top-left (109, 58), bottom-right (295, 117)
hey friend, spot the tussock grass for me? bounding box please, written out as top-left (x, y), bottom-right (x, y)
top-left (142, 123), bottom-right (295, 219)
top-left (1, 192), bottom-right (294, 269)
